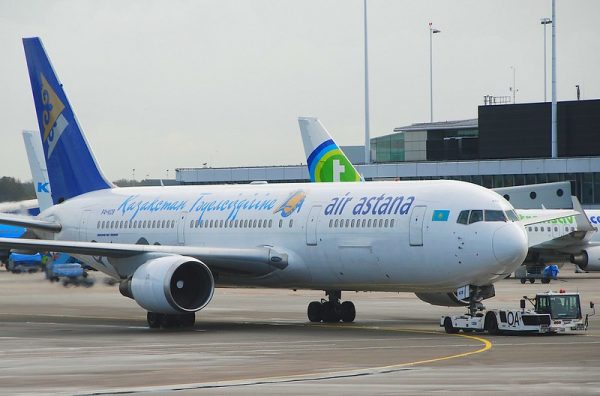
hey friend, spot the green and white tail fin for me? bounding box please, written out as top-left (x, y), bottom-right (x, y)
top-left (298, 117), bottom-right (362, 182)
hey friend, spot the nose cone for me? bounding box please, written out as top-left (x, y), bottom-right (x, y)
top-left (493, 223), bottom-right (528, 270)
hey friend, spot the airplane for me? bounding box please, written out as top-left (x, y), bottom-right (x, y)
top-left (298, 117), bottom-right (600, 276)
top-left (1, 37), bottom-right (575, 329)
top-left (23, 130), bottom-right (53, 212)
top-left (298, 117), bottom-right (362, 182)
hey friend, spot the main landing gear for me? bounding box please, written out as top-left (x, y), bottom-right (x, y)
top-left (146, 312), bottom-right (195, 329)
top-left (307, 290), bottom-right (356, 323)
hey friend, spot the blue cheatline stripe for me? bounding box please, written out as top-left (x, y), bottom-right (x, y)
top-left (307, 140), bottom-right (336, 179)
top-left (23, 37), bottom-right (112, 205)
top-left (432, 210), bottom-right (450, 222)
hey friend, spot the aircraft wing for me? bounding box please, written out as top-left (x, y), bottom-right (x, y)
top-left (0, 213), bottom-right (61, 232)
top-left (0, 237), bottom-right (287, 276)
top-left (519, 210), bottom-right (580, 227)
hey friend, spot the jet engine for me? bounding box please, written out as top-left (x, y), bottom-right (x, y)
top-left (415, 285), bottom-right (495, 307)
top-left (120, 255), bottom-right (215, 314)
top-left (570, 246), bottom-right (600, 271)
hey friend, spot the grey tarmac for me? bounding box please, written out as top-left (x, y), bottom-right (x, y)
top-left (0, 269), bottom-right (599, 395)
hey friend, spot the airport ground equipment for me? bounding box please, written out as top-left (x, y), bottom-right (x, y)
top-left (515, 264), bottom-right (558, 284)
top-left (441, 290), bottom-right (593, 335)
top-left (46, 254), bottom-right (93, 287)
top-left (6, 253), bottom-right (42, 273)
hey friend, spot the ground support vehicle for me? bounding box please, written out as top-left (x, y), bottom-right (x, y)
top-left (515, 264), bottom-right (558, 284)
top-left (46, 254), bottom-right (94, 287)
top-left (441, 291), bottom-right (593, 335)
top-left (6, 253), bottom-right (42, 273)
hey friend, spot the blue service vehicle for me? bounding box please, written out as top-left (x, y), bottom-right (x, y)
top-left (6, 252), bottom-right (42, 273)
top-left (46, 253), bottom-right (94, 287)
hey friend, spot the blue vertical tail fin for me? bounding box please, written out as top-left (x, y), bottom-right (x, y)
top-left (22, 37), bottom-right (113, 204)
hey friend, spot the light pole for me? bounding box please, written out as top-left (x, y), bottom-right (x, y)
top-left (541, 17), bottom-right (552, 102)
top-left (551, 0), bottom-right (557, 158)
top-left (510, 66), bottom-right (518, 104)
top-left (363, 0), bottom-right (370, 164)
top-left (429, 22), bottom-right (441, 123)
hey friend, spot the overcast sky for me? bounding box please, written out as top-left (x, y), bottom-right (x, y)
top-left (1, 0), bottom-right (599, 181)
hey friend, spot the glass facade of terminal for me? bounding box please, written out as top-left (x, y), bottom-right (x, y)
top-left (371, 128), bottom-right (479, 163)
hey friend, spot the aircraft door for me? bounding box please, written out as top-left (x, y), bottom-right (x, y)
top-left (78, 210), bottom-right (92, 242)
top-left (409, 205), bottom-right (427, 246)
top-left (306, 205), bottom-right (321, 246)
top-left (177, 212), bottom-right (188, 245)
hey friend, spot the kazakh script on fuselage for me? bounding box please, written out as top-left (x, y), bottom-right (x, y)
top-left (113, 192), bottom-right (415, 221)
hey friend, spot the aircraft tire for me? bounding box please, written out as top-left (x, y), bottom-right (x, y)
top-left (321, 302), bottom-right (340, 323)
top-left (340, 301), bottom-right (356, 323)
top-left (179, 313), bottom-right (195, 327)
top-left (307, 301), bottom-right (322, 322)
top-left (147, 312), bottom-right (161, 328)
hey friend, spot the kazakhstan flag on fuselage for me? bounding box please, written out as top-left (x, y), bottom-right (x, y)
top-left (432, 209), bottom-right (450, 222)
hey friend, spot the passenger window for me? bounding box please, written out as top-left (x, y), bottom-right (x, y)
top-left (279, 219), bottom-right (282, 228)
top-left (528, 226), bottom-right (532, 232)
top-left (457, 210), bottom-right (469, 225)
top-left (367, 219), bottom-right (372, 227)
top-left (534, 227), bottom-right (538, 232)
top-left (253, 220), bottom-right (257, 228)
top-left (171, 220), bottom-right (175, 228)
top-left (468, 210), bottom-right (483, 224)
top-left (384, 219), bottom-right (389, 227)
top-left (220, 220), bottom-right (224, 228)
top-left (190, 220), bottom-right (194, 228)
top-left (484, 210), bottom-right (506, 222)
top-left (269, 219), bottom-right (273, 228)
top-left (334, 219), bottom-right (339, 227)
top-left (345, 219), bottom-right (350, 227)
top-left (329, 219), bottom-right (333, 227)
top-left (351, 219), bottom-right (355, 227)
top-left (554, 226), bottom-right (558, 232)
top-left (379, 219), bottom-right (383, 227)
top-left (97, 221), bottom-right (101, 228)
top-left (289, 219), bottom-right (293, 228)
top-left (390, 219), bottom-right (395, 227)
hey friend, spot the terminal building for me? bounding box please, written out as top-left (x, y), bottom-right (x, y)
top-left (176, 99), bottom-right (600, 207)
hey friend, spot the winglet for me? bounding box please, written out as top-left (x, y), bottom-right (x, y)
top-left (298, 117), bottom-right (362, 182)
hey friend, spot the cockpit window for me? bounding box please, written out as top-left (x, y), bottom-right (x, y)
top-left (457, 210), bottom-right (469, 225)
top-left (484, 210), bottom-right (507, 222)
top-left (468, 210), bottom-right (483, 224)
top-left (505, 210), bottom-right (519, 222)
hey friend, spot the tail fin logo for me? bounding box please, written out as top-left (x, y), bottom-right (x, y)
top-left (40, 73), bottom-right (68, 158)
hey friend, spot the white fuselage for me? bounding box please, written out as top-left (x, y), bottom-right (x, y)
top-left (38, 180), bottom-right (527, 293)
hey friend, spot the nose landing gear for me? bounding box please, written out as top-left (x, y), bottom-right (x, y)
top-left (307, 290), bottom-right (356, 323)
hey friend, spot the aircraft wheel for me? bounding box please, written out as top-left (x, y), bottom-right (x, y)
top-left (147, 312), bottom-right (161, 328)
top-left (340, 301), bottom-right (356, 323)
top-left (307, 301), bottom-right (322, 322)
top-left (321, 301), bottom-right (340, 323)
top-left (179, 313), bottom-right (195, 327)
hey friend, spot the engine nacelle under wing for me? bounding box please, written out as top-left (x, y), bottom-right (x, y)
top-left (415, 285), bottom-right (495, 307)
top-left (570, 246), bottom-right (600, 271)
top-left (123, 255), bottom-right (215, 314)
